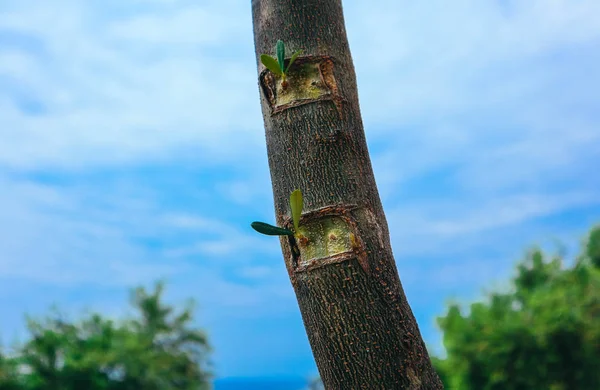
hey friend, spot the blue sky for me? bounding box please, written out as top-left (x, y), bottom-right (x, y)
top-left (1, 0), bottom-right (600, 381)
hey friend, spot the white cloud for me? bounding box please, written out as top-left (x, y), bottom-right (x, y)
top-left (0, 172), bottom-right (280, 285)
top-left (386, 191), bottom-right (600, 257)
top-left (161, 213), bottom-right (236, 232)
top-left (0, 0), bottom-right (262, 170)
top-left (0, 174), bottom-right (179, 285)
top-left (345, 0), bottom-right (600, 169)
top-left (107, 5), bottom-right (246, 45)
top-left (1, 0), bottom-right (598, 189)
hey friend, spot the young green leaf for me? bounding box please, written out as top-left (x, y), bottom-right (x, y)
top-left (285, 49), bottom-right (303, 74)
top-left (290, 189), bottom-right (303, 232)
top-left (260, 54), bottom-right (283, 76)
top-left (251, 221), bottom-right (294, 236)
top-left (276, 40), bottom-right (285, 74)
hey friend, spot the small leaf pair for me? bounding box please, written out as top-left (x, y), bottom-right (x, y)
top-left (260, 40), bottom-right (302, 82)
top-left (251, 189), bottom-right (304, 237)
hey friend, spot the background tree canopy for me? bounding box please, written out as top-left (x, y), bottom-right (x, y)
top-left (3, 226), bottom-right (599, 390)
top-left (434, 225), bottom-right (600, 389)
top-left (309, 225), bottom-right (600, 389)
top-left (0, 282), bottom-right (211, 390)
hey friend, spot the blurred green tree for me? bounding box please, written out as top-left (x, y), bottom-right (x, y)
top-left (308, 225), bottom-right (600, 389)
top-left (0, 282), bottom-right (211, 390)
top-left (0, 345), bottom-right (21, 390)
top-left (435, 225), bottom-right (600, 389)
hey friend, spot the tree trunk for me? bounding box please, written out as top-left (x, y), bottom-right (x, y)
top-left (251, 1), bottom-right (443, 388)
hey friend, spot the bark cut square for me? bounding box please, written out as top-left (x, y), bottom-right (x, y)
top-left (286, 205), bottom-right (367, 273)
top-left (296, 216), bottom-right (353, 264)
top-left (260, 56), bottom-right (342, 114)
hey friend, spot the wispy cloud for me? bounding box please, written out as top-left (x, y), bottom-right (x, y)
top-left (0, 0), bottom-right (261, 170)
top-left (348, 0), bottom-right (600, 119)
top-left (390, 192), bottom-right (599, 240)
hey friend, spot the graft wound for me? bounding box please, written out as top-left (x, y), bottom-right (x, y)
top-left (296, 217), bottom-right (351, 261)
top-left (289, 205), bottom-right (368, 273)
top-left (260, 55), bottom-right (343, 115)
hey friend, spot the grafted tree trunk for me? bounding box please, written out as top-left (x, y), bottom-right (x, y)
top-left (251, 0), bottom-right (443, 388)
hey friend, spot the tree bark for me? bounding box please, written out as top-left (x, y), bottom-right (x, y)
top-left (251, 1), bottom-right (443, 388)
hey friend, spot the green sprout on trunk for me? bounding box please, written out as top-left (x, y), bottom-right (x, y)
top-left (260, 40), bottom-right (302, 88)
top-left (251, 189), bottom-right (304, 239)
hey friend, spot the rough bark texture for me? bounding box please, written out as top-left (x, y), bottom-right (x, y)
top-left (251, 0), bottom-right (443, 388)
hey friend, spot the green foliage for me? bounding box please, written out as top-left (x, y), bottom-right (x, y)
top-left (251, 189), bottom-right (304, 238)
top-left (259, 54), bottom-right (282, 76)
top-left (260, 40), bottom-right (302, 83)
top-left (250, 221), bottom-right (293, 236)
top-left (586, 225), bottom-right (600, 268)
top-left (285, 49), bottom-right (302, 74)
top-left (0, 282), bottom-right (211, 390)
top-left (276, 40), bottom-right (285, 75)
top-left (435, 225), bottom-right (600, 389)
top-left (307, 225), bottom-right (600, 389)
top-left (430, 357), bottom-right (452, 388)
top-left (289, 189), bottom-right (303, 232)
top-left (0, 347), bottom-right (21, 390)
